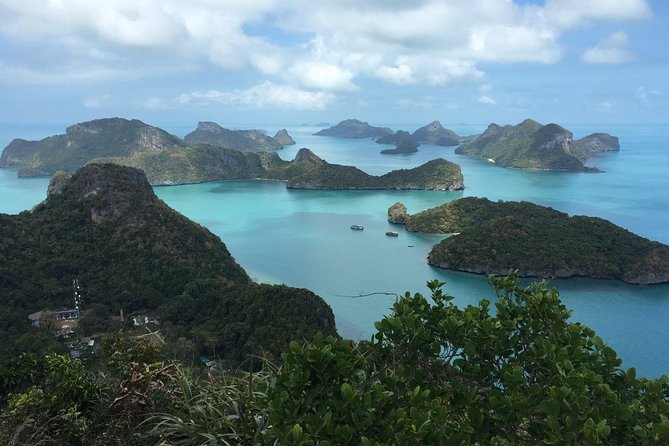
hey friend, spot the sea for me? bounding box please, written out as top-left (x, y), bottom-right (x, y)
top-left (1, 122), bottom-right (668, 377)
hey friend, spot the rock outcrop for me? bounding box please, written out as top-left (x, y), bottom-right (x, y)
top-left (387, 202), bottom-right (409, 224)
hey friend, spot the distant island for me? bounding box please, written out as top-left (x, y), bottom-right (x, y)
top-left (388, 197), bottom-right (669, 285)
top-left (314, 119), bottom-right (393, 138)
top-left (274, 148), bottom-right (463, 190)
top-left (0, 118), bottom-right (464, 189)
top-left (455, 119), bottom-right (619, 171)
top-left (184, 121), bottom-right (295, 150)
top-left (0, 163), bottom-right (336, 364)
top-left (0, 118), bottom-right (295, 177)
top-left (379, 131), bottom-right (419, 155)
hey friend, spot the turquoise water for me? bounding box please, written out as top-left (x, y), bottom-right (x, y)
top-left (1, 123), bottom-right (668, 377)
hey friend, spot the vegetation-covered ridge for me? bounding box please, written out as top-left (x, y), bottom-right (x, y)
top-left (2, 275), bottom-right (669, 444)
top-left (389, 197), bottom-right (669, 284)
top-left (0, 117), bottom-right (295, 178)
top-left (271, 148), bottom-right (464, 190)
top-left (0, 163), bottom-right (336, 364)
top-left (455, 119), bottom-right (619, 171)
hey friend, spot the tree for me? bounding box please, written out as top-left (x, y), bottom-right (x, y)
top-left (266, 273), bottom-right (669, 445)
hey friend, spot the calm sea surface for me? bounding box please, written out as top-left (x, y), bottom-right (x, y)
top-left (1, 123), bottom-right (668, 377)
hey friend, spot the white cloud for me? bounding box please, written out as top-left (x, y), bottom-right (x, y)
top-left (84, 94), bottom-right (115, 109)
top-left (375, 65), bottom-right (415, 85)
top-left (478, 84), bottom-right (497, 105)
top-left (545, 0), bottom-right (652, 29)
top-left (634, 87), bottom-right (663, 107)
top-left (0, 0), bottom-right (655, 93)
top-left (582, 32), bottom-right (634, 64)
top-left (288, 61), bottom-right (356, 91)
top-left (176, 82), bottom-right (334, 110)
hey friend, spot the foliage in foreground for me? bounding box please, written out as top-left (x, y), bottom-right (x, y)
top-left (1, 274), bottom-right (668, 445)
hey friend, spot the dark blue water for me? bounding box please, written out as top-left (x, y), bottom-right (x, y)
top-left (1, 123), bottom-right (668, 377)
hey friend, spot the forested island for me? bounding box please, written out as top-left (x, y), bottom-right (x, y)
top-left (314, 118), bottom-right (393, 138)
top-left (455, 119), bottom-right (619, 171)
top-left (0, 118), bottom-right (463, 190)
top-left (0, 163), bottom-right (336, 363)
top-left (389, 197), bottom-right (669, 284)
top-left (184, 121), bottom-right (294, 149)
top-left (318, 119), bottom-right (465, 150)
top-left (0, 118), bottom-right (295, 177)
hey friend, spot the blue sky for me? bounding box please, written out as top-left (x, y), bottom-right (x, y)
top-left (0, 0), bottom-right (667, 128)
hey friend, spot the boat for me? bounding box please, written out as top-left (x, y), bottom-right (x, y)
top-left (350, 224), bottom-right (364, 230)
top-left (385, 231), bottom-right (399, 237)
top-left (407, 244), bottom-right (414, 247)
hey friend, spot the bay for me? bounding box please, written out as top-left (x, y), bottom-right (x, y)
top-left (1, 122), bottom-right (668, 377)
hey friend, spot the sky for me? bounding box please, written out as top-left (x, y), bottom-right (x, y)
top-left (0, 0), bottom-right (668, 129)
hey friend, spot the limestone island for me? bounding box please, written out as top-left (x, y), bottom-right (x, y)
top-left (376, 121), bottom-right (463, 147)
top-left (0, 118), bottom-right (464, 189)
top-left (0, 118), bottom-right (296, 178)
top-left (314, 119), bottom-right (393, 138)
top-left (380, 131), bottom-right (419, 155)
top-left (184, 121), bottom-right (295, 150)
top-left (388, 197), bottom-right (669, 285)
top-left (455, 119), bottom-right (619, 172)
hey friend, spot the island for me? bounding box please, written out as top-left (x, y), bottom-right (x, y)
top-left (388, 197), bottom-right (669, 285)
top-left (379, 131), bottom-right (419, 155)
top-left (0, 118), bottom-right (465, 190)
top-left (184, 121), bottom-right (295, 150)
top-left (375, 121), bottom-right (463, 153)
top-left (454, 119), bottom-right (619, 171)
top-left (0, 163), bottom-right (337, 364)
top-left (314, 119), bottom-right (393, 138)
top-left (271, 148), bottom-right (463, 190)
top-left (0, 118), bottom-right (296, 178)
top-left (0, 118), bottom-right (186, 176)
top-left (411, 120), bottom-right (460, 146)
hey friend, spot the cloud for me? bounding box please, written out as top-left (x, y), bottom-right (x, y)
top-left (478, 84), bottom-right (497, 105)
top-left (582, 32), bottom-right (634, 64)
top-left (0, 0), bottom-right (655, 93)
top-left (375, 65), bottom-right (415, 85)
top-left (84, 94), bottom-right (115, 109)
top-left (176, 82), bottom-right (334, 110)
top-left (545, 0), bottom-right (652, 29)
top-left (288, 61), bottom-right (356, 91)
top-left (634, 86), bottom-right (663, 107)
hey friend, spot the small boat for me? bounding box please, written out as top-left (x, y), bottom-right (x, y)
top-left (350, 224), bottom-right (364, 230)
top-left (407, 244), bottom-right (414, 247)
top-left (385, 231), bottom-right (399, 237)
